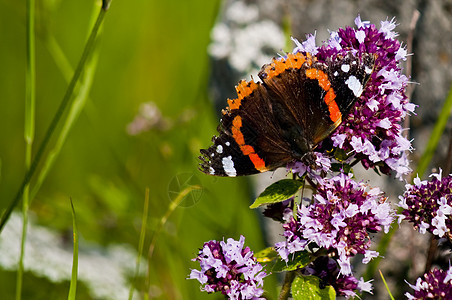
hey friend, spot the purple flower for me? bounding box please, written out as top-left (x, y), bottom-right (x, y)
top-left (188, 235), bottom-right (267, 299)
top-left (289, 16), bottom-right (414, 179)
top-left (405, 264), bottom-right (452, 300)
top-left (288, 152), bottom-right (331, 179)
top-left (398, 169), bottom-right (452, 239)
top-left (275, 173), bottom-right (394, 275)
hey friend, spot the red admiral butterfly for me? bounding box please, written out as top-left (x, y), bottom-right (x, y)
top-left (200, 52), bottom-right (375, 176)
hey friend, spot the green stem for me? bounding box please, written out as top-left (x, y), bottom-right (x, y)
top-left (278, 271), bottom-right (296, 300)
top-left (0, 6), bottom-right (108, 234)
top-left (68, 199), bottom-right (79, 300)
top-left (129, 188), bottom-right (150, 300)
top-left (16, 0), bottom-right (36, 298)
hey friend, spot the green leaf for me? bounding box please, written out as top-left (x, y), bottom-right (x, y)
top-left (330, 163), bottom-right (352, 173)
top-left (292, 275), bottom-right (336, 300)
top-left (250, 179), bottom-right (303, 208)
top-left (272, 251), bottom-right (311, 272)
top-left (333, 148), bottom-right (349, 161)
top-left (254, 247), bottom-right (278, 263)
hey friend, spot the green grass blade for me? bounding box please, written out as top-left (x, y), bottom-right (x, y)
top-left (379, 270), bottom-right (395, 300)
top-left (17, 0), bottom-right (36, 298)
top-left (24, 0), bottom-right (36, 145)
top-left (16, 192), bottom-right (29, 300)
top-left (364, 85), bottom-right (452, 280)
top-left (129, 188), bottom-right (150, 300)
top-left (68, 199), bottom-right (79, 300)
top-left (0, 5), bottom-right (108, 234)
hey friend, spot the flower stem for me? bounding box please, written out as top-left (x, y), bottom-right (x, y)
top-left (278, 271), bottom-right (296, 300)
top-left (424, 235), bottom-right (438, 273)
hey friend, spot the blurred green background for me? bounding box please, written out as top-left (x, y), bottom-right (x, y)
top-left (0, 0), bottom-right (276, 299)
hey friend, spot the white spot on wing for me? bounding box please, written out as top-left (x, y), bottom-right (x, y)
top-left (345, 75), bottom-right (363, 97)
top-left (209, 167), bottom-right (215, 175)
top-left (334, 71), bottom-right (339, 76)
top-left (365, 66), bottom-right (372, 74)
top-left (225, 141), bottom-right (230, 146)
top-left (222, 156), bottom-right (237, 177)
top-left (341, 64), bottom-right (350, 72)
top-left (216, 145), bottom-right (223, 153)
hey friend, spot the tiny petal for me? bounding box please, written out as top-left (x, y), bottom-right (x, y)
top-left (419, 221), bottom-right (430, 234)
top-left (350, 136), bottom-right (364, 153)
top-left (355, 15), bottom-right (370, 28)
top-left (377, 117), bottom-right (392, 129)
top-left (328, 30), bottom-right (342, 50)
top-left (362, 250), bottom-right (379, 264)
top-left (189, 269), bottom-right (208, 284)
top-left (413, 175), bottom-right (427, 187)
top-left (357, 277), bottom-right (374, 294)
top-left (338, 256), bottom-right (352, 276)
top-left (355, 30), bottom-right (366, 43)
top-left (331, 133), bottom-right (347, 148)
top-left (366, 98), bottom-right (380, 111)
top-left (395, 46), bottom-right (408, 61)
top-left (380, 17), bottom-right (398, 39)
top-left (292, 34), bottom-right (318, 55)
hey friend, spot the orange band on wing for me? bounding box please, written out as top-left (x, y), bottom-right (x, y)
top-left (249, 153), bottom-right (266, 170)
top-left (262, 52), bottom-right (311, 79)
top-left (306, 68), bottom-right (331, 91)
top-left (231, 115), bottom-right (267, 171)
top-left (325, 89), bottom-right (341, 123)
top-left (231, 116), bottom-right (245, 145)
top-left (306, 68), bottom-right (342, 123)
top-left (226, 80), bottom-right (259, 111)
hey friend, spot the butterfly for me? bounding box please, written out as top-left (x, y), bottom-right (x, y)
top-left (200, 52), bottom-right (375, 176)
